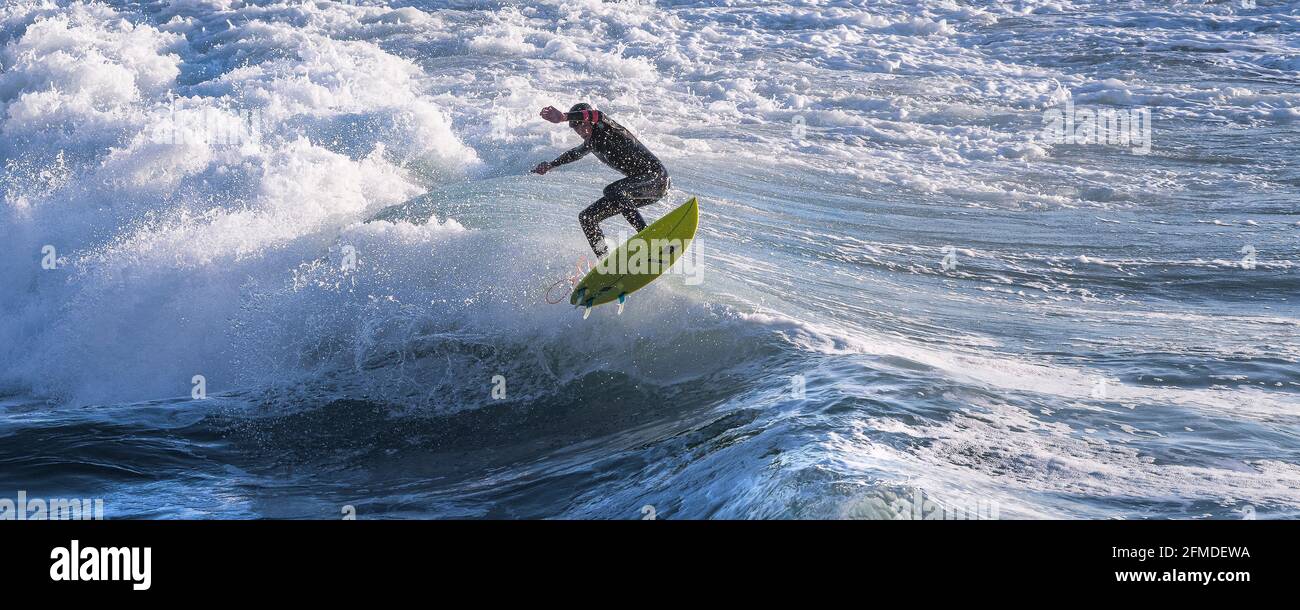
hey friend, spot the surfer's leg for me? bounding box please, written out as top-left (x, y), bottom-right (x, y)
top-left (578, 196), bottom-right (624, 257)
top-left (580, 175), bottom-right (671, 256)
top-left (619, 205), bottom-right (648, 233)
top-left (604, 174), bottom-right (670, 231)
top-left (601, 177), bottom-right (647, 232)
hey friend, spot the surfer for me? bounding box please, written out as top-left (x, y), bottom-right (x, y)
top-left (532, 103), bottom-right (671, 257)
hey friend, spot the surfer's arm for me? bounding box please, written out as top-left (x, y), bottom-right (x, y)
top-left (531, 141), bottom-right (589, 175)
top-left (548, 141), bottom-right (592, 168)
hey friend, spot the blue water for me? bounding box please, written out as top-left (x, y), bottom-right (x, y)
top-left (1, 0), bottom-right (1297, 519)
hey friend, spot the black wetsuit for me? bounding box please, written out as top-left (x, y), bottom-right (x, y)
top-left (549, 109), bottom-right (670, 256)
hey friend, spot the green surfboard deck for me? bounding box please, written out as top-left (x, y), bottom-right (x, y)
top-left (570, 197), bottom-right (699, 308)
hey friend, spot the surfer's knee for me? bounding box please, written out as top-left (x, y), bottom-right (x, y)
top-left (603, 183), bottom-right (630, 200)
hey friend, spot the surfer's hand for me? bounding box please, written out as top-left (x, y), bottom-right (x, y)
top-left (540, 106), bottom-right (565, 123)
top-left (531, 161), bottom-right (552, 175)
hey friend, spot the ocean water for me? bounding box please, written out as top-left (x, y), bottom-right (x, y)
top-left (1, 0), bottom-right (1297, 519)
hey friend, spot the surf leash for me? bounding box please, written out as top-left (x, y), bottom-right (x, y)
top-left (543, 255), bottom-right (594, 304)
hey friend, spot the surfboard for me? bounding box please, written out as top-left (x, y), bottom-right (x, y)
top-left (570, 197), bottom-right (699, 313)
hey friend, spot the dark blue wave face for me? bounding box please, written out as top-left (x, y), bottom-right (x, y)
top-left (0, 339), bottom-right (800, 519)
top-left (1, 0), bottom-right (1297, 519)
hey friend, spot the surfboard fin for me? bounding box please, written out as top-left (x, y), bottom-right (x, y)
top-left (616, 293), bottom-right (626, 315)
top-left (582, 307), bottom-right (592, 320)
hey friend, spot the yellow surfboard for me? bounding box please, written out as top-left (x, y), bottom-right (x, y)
top-left (570, 197), bottom-right (699, 312)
